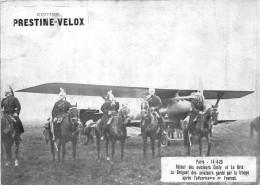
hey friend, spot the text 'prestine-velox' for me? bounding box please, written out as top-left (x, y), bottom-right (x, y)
top-left (13, 18), bottom-right (85, 26)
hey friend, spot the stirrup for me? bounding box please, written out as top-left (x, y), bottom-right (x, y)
top-left (19, 135), bottom-right (23, 140)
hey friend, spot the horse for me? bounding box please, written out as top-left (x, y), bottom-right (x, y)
top-left (49, 106), bottom-right (80, 163)
top-left (140, 100), bottom-right (162, 158)
top-left (1, 113), bottom-right (21, 167)
top-left (95, 104), bottom-right (131, 161)
top-left (250, 115), bottom-right (260, 149)
top-left (82, 120), bottom-right (95, 145)
top-left (181, 105), bottom-right (218, 156)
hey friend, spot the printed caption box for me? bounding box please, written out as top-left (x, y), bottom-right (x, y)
top-left (161, 157), bottom-right (256, 182)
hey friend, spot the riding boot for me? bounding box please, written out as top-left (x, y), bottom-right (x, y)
top-left (13, 123), bottom-right (23, 140)
top-left (103, 124), bottom-right (108, 138)
top-left (15, 116), bottom-right (24, 133)
top-left (158, 117), bottom-right (167, 135)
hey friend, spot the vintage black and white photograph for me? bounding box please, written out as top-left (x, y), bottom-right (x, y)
top-left (1, 0), bottom-right (259, 184)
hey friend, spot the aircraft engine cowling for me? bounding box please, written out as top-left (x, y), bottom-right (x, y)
top-left (167, 99), bottom-right (192, 121)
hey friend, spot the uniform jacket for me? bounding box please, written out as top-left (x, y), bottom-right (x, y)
top-left (100, 101), bottom-right (116, 124)
top-left (190, 96), bottom-right (205, 113)
top-left (1, 95), bottom-right (21, 115)
top-left (101, 101), bottom-right (116, 116)
top-left (52, 99), bottom-right (72, 118)
top-left (145, 95), bottom-right (162, 112)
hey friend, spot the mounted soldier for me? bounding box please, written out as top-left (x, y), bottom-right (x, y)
top-left (1, 86), bottom-right (24, 140)
top-left (145, 88), bottom-right (166, 134)
top-left (183, 91), bottom-right (206, 128)
top-left (51, 88), bottom-right (72, 140)
top-left (100, 90), bottom-right (119, 138)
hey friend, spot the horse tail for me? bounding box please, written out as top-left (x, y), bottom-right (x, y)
top-left (250, 120), bottom-right (254, 139)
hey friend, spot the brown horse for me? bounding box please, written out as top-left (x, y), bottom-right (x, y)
top-left (140, 100), bottom-right (162, 158)
top-left (181, 105), bottom-right (218, 156)
top-left (250, 115), bottom-right (260, 149)
top-left (49, 106), bottom-right (80, 163)
top-left (1, 113), bottom-right (21, 166)
top-left (95, 105), bottom-right (131, 161)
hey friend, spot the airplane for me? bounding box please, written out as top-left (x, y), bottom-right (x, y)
top-left (16, 82), bottom-right (254, 127)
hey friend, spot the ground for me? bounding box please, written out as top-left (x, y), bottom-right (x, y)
top-left (1, 119), bottom-right (260, 185)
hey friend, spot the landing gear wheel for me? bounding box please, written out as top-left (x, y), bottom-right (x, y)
top-left (161, 134), bottom-right (169, 147)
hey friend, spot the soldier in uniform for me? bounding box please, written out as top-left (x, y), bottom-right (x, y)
top-left (51, 88), bottom-right (72, 139)
top-left (1, 86), bottom-right (24, 140)
top-left (145, 88), bottom-right (166, 134)
top-left (184, 91), bottom-right (205, 129)
top-left (100, 90), bottom-right (118, 138)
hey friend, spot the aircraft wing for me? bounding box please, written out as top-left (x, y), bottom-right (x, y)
top-left (16, 82), bottom-right (254, 100)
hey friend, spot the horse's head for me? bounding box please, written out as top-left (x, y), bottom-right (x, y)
top-left (141, 100), bottom-right (149, 118)
top-left (120, 104), bottom-right (131, 125)
top-left (210, 105), bottom-right (219, 125)
top-left (68, 105), bottom-right (79, 124)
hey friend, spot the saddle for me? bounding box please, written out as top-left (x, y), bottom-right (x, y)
top-left (54, 113), bottom-right (69, 124)
top-left (2, 114), bottom-right (22, 141)
top-left (5, 114), bottom-right (16, 123)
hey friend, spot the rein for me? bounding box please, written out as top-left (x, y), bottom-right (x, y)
top-left (68, 107), bottom-right (78, 124)
top-left (141, 101), bottom-right (150, 117)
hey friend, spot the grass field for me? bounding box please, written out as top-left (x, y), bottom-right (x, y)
top-left (1, 120), bottom-right (260, 185)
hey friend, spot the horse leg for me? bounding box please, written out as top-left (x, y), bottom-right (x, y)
top-left (142, 134), bottom-right (147, 158)
top-left (121, 139), bottom-right (125, 161)
top-left (85, 131), bottom-right (90, 145)
top-left (183, 131), bottom-right (190, 155)
top-left (62, 143), bottom-right (66, 163)
top-left (207, 135), bottom-right (211, 156)
top-left (106, 137), bottom-right (110, 161)
top-left (150, 137), bottom-right (155, 158)
top-left (1, 140), bottom-right (4, 162)
top-left (57, 142), bottom-right (61, 162)
top-left (198, 135), bottom-right (202, 156)
top-left (95, 129), bottom-right (101, 160)
top-left (183, 130), bottom-right (188, 146)
top-left (72, 140), bottom-right (77, 162)
top-left (111, 139), bottom-right (115, 161)
top-left (3, 138), bottom-right (12, 166)
top-left (50, 140), bottom-right (56, 163)
top-left (157, 134), bottom-right (161, 157)
top-left (14, 139), bottom-right (20, 167)
top-left (90, 129), bottom-right (94, 144)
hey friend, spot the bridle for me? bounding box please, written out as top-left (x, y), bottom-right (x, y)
top-left (209, 107), bottom-right (218, 125)
top-left (141, 101), bottom-right (149, 116)
top-left (120, 106), bottom-right (130, 120)
top-left (68, 107), bottom-right (78, 123)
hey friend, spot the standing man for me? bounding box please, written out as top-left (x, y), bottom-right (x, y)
top-left (145, 88), bottom-right (166, 134)
top-left (1, 86), bottom-right (24, 140)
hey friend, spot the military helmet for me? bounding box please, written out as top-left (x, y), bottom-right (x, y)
top-left (105, 90), bottom-right (115, 101)
top-left (4, 86), bottom-right (14, 96)
top-left (59, 88), bottom-right (67, 99)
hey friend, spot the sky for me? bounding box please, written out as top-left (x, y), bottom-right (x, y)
top-left (1, 0), bottom-right (259, 123)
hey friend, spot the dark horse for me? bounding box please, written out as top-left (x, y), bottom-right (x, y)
top-left (250, 115), bottom-right (260, 149)
top-left (1, 113), bottom-right (21, 166)
top-left (95, 104), bottom-right (131, 161)
top-left (49, 106), bottom-right (80, 163)
top-left (140, 100), bottom-right (162, 158)
top-left (181, 105), bottom-right (218, 156)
